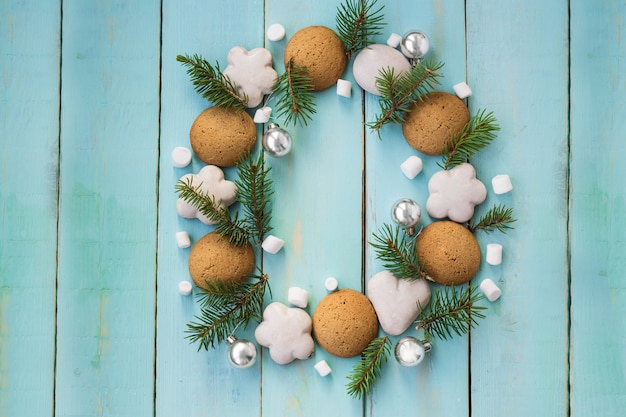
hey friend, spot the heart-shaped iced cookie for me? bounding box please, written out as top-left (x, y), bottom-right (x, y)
top-left (367, 270), bottom-right (431, 336)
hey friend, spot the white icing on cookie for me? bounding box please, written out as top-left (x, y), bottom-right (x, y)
top-left (254, 302), bottom-right (314, 365)
top-left (176, 165), bottom-right (237, 225)
top-left (223, 46), bottom-right (278, 108)
top-left (426, 162), bottom-right (487, 223)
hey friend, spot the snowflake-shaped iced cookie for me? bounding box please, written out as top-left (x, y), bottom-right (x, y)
top-left (223, 46), bottom-right (278, 108)
top-left (254, 302), bottom-right (314, 365)
top-left (426, 162), bottom-right (487, 223)
top-left (176, 165), bottom-right (237, 225)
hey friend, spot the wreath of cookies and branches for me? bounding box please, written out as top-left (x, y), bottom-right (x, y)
top-left (174, 0), bottom-right (516, 400)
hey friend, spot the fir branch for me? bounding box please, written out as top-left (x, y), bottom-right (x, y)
top-left (235, 152), bottom-right (274, 245)
top-left (175, 177), bottom-right (251, 247)
top-left (367, 59), bottom-right (444, 135)
top-left (369, 223), bottom-right (428, 280)
top-left (176, 54), bottom-right (247, 110)
top-left (274, 59), bottom-right (317, 127)
top-left (416, 285), bottom-right (487, 341)
top-left (186, 273), bottom-right (270, 350)
top-left (336, 0), bottom-right (385, 59)
top-left (441, 109), bottom-right (500, 169)
top-left (468, 204), bottom-right (516, 234)
top-left (346, 336), bottom-right (391, 399)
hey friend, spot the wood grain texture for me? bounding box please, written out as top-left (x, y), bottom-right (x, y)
top-left (365, 2), bottom-right (470, 416)
top-left (261, 2), bottom-right (365, 416)
top-left (54, 1), bottom-right (160, 416)
top-left (157, 1), bottom-right (264, 416)
top-left (0, 2), bottom-right (60, 417)
top-left (570, 0), bottom-right (626, 415)
top-left (1, 0), bottom-right (625, 416)
top-left (466, 1), bottom-right (570, 415)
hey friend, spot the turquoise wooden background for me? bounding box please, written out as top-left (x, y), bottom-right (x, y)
top-left (1, 0), bottom-right (624, 416)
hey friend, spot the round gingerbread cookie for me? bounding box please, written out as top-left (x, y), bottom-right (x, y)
top-left (402, 92), bottom-right (470, 156)
top-left (416, 220), bottom-right (480, 285)
top-left (188, 232), bottom-right (255, 288)
top-left (189, 106), bottom-right (257, 167)
top-left (284, 26), bottom-right (347, 92)
top-left (312, 289), bottom-right (379, 358)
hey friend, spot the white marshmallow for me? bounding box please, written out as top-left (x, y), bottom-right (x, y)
top-left (176, 231), bottom-right (191, 248)
top-left (253, 106), bottom-right (272, 123)
top-left (453, 82), bottom-right (472, 99)
top-left (386, 33), bottom-right (402, 48)
top-left (486, 243), bottom-right (503, 265)
top-left (267, 23), bottom-right (286, 41)
top-left (492, 174), bottom-right (513, 194)
top-left (171, 146), bottom-right (192, 168)
top-left (400, 155), bottom-right (423, 179)
top-left (314, 360), bottom-right (332, 376)
top-left (261, 235), bottom-right (284, 254)
top-left (288, 286), bottom-right (309, 308)
top-left (479, 278), bottom-right (502, 302)
top-left (178, 280), bottom-right (193, 296)
top-left (336, 79), bottom-right (352, 98)
top-left (325, 277), bottom-right (338, 292)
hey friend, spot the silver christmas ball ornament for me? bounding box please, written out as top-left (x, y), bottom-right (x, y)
top-left (391, 198), bottom-right (421, 235)
top-left (394, 336), bottom-right (432, 367)
top-left (262, 123), bottom-right (292, 157)
top-left (226, 335), bottom-right (258, 369)
top-left (401, 30), bottom-right (430, 62)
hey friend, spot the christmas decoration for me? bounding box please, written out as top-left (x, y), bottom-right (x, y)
top-left (226, 335), bottom-right (258, 369)
top-left (262, 123), bottom-right (292, 157)
top-left (390, 198), bottom-right (421, 234)
top-left (394, 336), bottom-right (431, 367)
top-left (173, 0), bottom-right (517, 401)
top-left (400, 30), bottom-right (430, 63)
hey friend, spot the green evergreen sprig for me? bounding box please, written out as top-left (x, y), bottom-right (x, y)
top-left (440, 109), bottom-right (500, 170)
top-left (346, 336), bottom-right (391, 399)
top-left (175, 153), bottom-right (274, 247)
top-left (186, 272), bottom-right (270, 350)
top-left (370, 223), bottom-right (428, 280)
top-left (176, 54), bottom-right (247, 110)
top-left (235, 152), bottom-right (274, 245)
top-left (274, 58), bottom-right (317, 127)
top-left (416, 285), bottom-right (487, 341)
top-left (468, 204), bottom-right (516, 234)
top-left (336, 0), bottom-right (385, 59)
top-left (175, 177), bottom-right (251, 247)
top-left (367, 59), bottom-right (444, 135)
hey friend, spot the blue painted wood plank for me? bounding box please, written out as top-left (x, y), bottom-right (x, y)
top-left (54, 1), bottom-right (160, 416)
top-left (570, 0), bottom-right (626, 415)
top-left (261, 1), bottom-right (365, 416)
top-left (364, 2), bottom-right (470, 416)
top-left (157, 1), bottom-right (264, 416)
top-left (466, 0), bottom-right (569, 415)
top-left (0, 2), bottom-right (60, 416)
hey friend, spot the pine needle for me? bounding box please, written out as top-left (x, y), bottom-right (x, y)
top-left (176, 54), bottom-right (247, 110)
top-left (346, 336), bottom-right (391, 399)
top-left (336, 0), bottom-right (385, 59)
top-left (367, 59), bottom-right (444, 135)
top-left (186, 273), bottom-right (270, 350)
top-left (235, 152), bottom-right (274, 245)
top-left (468, 204), bottom-right (516, 234)
top-left (274, 58), bottom-right (317, 127)
top-left (416, 285), bottom-right (487, 341)
top-left (175, 177), bottom-right (251, 247)
top-left (440, 109), bottom-right (500, 170)
top-left (369, 223), bottom-right (427, 280)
